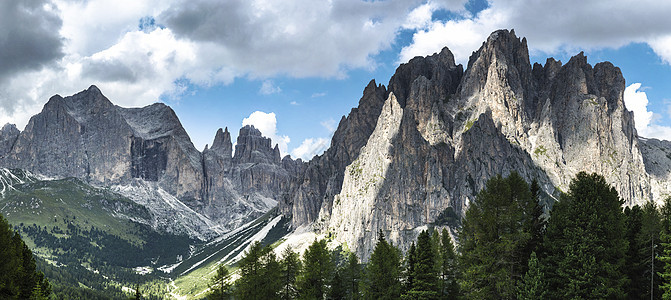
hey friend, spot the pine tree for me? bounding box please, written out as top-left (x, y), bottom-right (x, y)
top-left (660, 198), bottom-right (671, 299)
top-left (626, 202), bottom-right (662, 300)
top-left (329, 269), bottom-right (347, 300)
top-left (280, 247), bottom-right (301, 300)
top-left (298, 239), bottom-right (334, 300)
top-left (363, 230), bottom-right (402, 300)
top-left (659, 231), bottom-right (671, 299)
top-left (405, 230), bottom-right (439, 299)
top-left (404, 243), bottom-right (417, 294)
top-left (440, 229), bottom-right (459, 298)
top-left (526, 179), bottom-right (546, 260)
top-left (341, 252), bottom-right (361, 300)
top-left (541, 172), bottom-right (628, 299)
top-left (235, 242), bottom-right (281, 300)
top-left (625, 205), bottom-right (646, 299)
top-left (208, 264), bottom-right (231, 299)
top-left (260, 249), bottom-right (282, 299)
top-left (0, 213), bottom-right (51, 299)
top-left (458, 172), bottom-right (536, 299)
top-left (516, 252), bottom-right (547, 300)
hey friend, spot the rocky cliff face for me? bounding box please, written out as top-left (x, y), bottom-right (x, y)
top-left (280, 80), bottom-right (388, 226)
top-left (281, 29), bottom-right (656, 259)
top-left (0, 86), bottom-right (301, 237)
top-left (202, 125), bottom-right (300, 230)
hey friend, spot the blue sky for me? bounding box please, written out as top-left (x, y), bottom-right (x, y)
top-left (2, 0), bottom-right (671, 160)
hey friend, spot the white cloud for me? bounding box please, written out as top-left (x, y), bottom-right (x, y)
top-left (159, 0), bottom-right (451, 78)
top-left (320, 119), bottom-right (337, 132)
top-left (311, 92), bottom-right (326, 98)
top-left (55, 0), bottom-right (176, 56)
top-left (648, 35), bottom-right (671, 65)
top-left (400, 0), bottom-right (671, 65)
top-left (403, 3), bottom-right (435, 30)
top-left (242, 111), bottom-right (291, 155)
top-left (624, 83), bottom-right (671, 140)
top-left (290, 101), bottom-right (299, 105)
top-left (259, 80), bottom-right (281, 95)
top-left (291, 138), bottom-right (330, 161)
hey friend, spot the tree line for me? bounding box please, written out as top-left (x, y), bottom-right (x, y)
top-left (209, 171), bottom-right (671, 299)
top-left (0, 214), bottom-right (51, 299)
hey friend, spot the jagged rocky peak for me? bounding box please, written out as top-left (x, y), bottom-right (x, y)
top-left (388, 46), bottom-right (463, 107)
top-left (458, 29), bottom-right (533, 110)
top-left (233, 125), bottom-right (280, 164)
top-left (0, 123), bottom-right (19, 157)
top-left (209, 127), bottom-right (233, 158)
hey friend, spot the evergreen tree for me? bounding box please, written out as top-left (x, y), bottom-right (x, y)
top-left (329, 269), bottom-right (347, 300)
top-left (625, 205), bottom-right (646, 299)
top-left (0, 213), bottom-right (51, 299)
top-left (208, 264), bottom-right (231, 299)
top-left (280, 247), bottom-right (301, 300)
top-left (516, 252), bottom-right (546, 300)
top-left (404, 243), bottom-right (417, 294)
top-left (298, 239), bottom-right (334, 300)
top-left (660, 231), bottom-right (671, 299)
top-left (405, 230), bottom-right (439, 299)
top-left (660, 198), bottom-right (671, 299)
top-left (363, 230), bottom-right (402, 300)
top-left (458, 172), bottom-right (536, 299)
top-left (260, 249), bottom-right (282, 299)
top-left (341, 252), bottom-right (361, 300)
top-left (627, 202), bottom-right (663, 300)
top-left (526, 179), bottom-right (546, 258)
top-left (440, 229), bottom-right (459, 298)
top-left (235, 242), bottom-right (281, 300)
top-left (541, 172), bottom-right (628, 299)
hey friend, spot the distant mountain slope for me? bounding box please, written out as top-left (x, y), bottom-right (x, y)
top-left (0, 86), bottom-right (303, 238)
top-left (0, 168), bottom-right (195, 297)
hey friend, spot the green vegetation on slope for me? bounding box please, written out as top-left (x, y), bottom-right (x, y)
top-left (0, 171), bottom-right (195, 299)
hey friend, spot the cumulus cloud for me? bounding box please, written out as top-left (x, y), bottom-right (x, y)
top-left (159, 0), bottom-right (436, 78)
top-left (242, 111), bottom-right (291, 155)
top-left (0, 0), bottom-right (64, 117)
top-left (259, 80), bottom-right (281, 95)
top-left (291, 138), bottom-right (330, 161)
top-left (400, 0), bottom-right (671, 65)
top-left (0, 0), bottom-right (64, 80)
top-left (624, 83), bottom-right (671, 140)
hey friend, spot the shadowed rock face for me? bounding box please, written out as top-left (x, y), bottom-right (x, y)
top-left (280, 29), bottom-right (656, 259)
top-left (202, 125), bottom-right (302, 230)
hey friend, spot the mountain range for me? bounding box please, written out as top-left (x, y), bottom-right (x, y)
top-left (1, 29), bottom-right (670, 263)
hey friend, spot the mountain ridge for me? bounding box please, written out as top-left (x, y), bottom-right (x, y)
top-left (1, 29), bottom-right (670, 260)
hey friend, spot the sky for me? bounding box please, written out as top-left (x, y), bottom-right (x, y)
top-left (2, 0), bottom-right (671, 160)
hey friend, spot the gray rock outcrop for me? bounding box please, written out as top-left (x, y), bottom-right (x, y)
top-left (0, 86), bottom-right (301, 237)
top-left (281, 29), bottom-right (656, 259)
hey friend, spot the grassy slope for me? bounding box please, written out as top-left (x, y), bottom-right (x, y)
top-left (0, 171), bottom-right (194, 299)
top-left (172, 208), bottom-right (290, 299)
top-left (0, 169), bottom-right (291, 299)
top-left (1, 177), bottom-right (150, 245)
